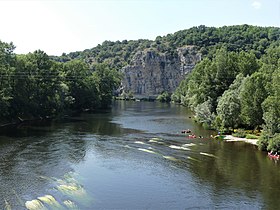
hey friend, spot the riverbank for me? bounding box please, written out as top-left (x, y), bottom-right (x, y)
top-left (0, 117), bottom-right (55, 133)
top-left (223, 135), bottom-right (258, 146)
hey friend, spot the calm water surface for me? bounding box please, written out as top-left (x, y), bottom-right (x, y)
top-left (0, 101), bottom-right (279, 209)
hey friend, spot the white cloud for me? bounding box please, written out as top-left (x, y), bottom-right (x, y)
top-left (252, 1), bottom-right (262, 9)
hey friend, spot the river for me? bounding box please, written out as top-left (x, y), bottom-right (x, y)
top-left (0, 101), bottom-right (279, 209)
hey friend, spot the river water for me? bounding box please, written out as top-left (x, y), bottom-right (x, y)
top-left (0, 101), bottom-right (279, 209)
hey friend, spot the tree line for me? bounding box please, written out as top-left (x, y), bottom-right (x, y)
top-left (55, 25), bottom-right (279, 70)
top-left (172, 43), bottom-right (280, 152)
top-left (0, 41), bottom-right (121, 123)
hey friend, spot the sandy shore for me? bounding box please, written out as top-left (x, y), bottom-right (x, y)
top-left (223, 135), bottom-right (258, 146)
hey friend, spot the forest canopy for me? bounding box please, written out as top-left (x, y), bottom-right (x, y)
top-left (0, 43), bottom-right (121, 122)
top-left (52, 25), bottom-right (279, 69)
top-left (171, 43), bottom-right (280, 152)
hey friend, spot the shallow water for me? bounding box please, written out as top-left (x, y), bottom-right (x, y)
top-left (0, 101), bottom-right (279, 209)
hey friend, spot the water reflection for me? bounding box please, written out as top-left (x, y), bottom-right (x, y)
top-left (0, 101), bottom-right (279, 209)
top-left (0, 128), bottom-right (89, 209)
top-left (185, 141), bottom-right (280, 209)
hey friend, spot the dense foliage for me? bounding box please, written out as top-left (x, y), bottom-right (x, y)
top-left (52, 25), bottom-right (279, 69)
top-left (172, 42), bottom-right (280, 152)
top-left (52, 39), bottom-right (153, 70)
top-left (0, 44), bottom-right (121, 123)
top-left (156, 91), bottom-right (171, 102)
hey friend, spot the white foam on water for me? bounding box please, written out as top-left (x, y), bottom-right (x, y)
top-left (134, 141), bottom-right (147, 145)
top-left (199, 152), bottom-right (217, 158)
top-left (37, 195), bottom-right (62, 209)
top-left (25, 199), bottom-right (47, 210)
top-left (138, 148), bottom-right (157, 154)
top-left (163, 156), bottom-right (178, 161)
top-left (169, 145), bottom-right (190, 151)
top-left (182, 143), bottom-right (196, 147)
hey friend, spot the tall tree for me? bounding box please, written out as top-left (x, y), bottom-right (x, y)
top-left (0, 41), bottom-right (15, 119)
top-left (216, 74), bottom-right (247, 129)
top-left (13, 50), bottom-right (63, 117)
top-left (238, 51), bottom-right (259, 76)
top-left (262, 64), bottom-right (280, 134)
top-left (92, 64), bottom-right (122, 108)
top-left (63, 60), bottom-right (99, 111)
top-left (240, 72), bottom-right (269, 128)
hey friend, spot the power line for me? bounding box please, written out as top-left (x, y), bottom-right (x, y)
top-left (0, 74), bottom-right (92, 80)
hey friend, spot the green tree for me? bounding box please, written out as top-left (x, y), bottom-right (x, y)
top-left (194, 99), bottom-right (216, 129)
top-left (13, 50), bottom-right (63, 117)
top-left (92, 64), bottom-right (122, 108)
top-left (240, 72), bottom-right (269, 128)
top-left (157, 91), bottom-right (171, 102)
top-left (238, 51), bottom-right (259, 76)
top-left (63, 60), bottom-right (99, 111)
top-left (212, 48), bottom-right (239, 102)
top-left (216, 74), bottom-right (247, 129)
top-left (267, 134), bottom-right (280, 153)
top-left (0, 41), bottom-right (15, 119)
top-left (262, 66), bottom-right (280, 134)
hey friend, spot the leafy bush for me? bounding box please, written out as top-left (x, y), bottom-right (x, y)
top-left (257, 132), bottom-right (270, 151)
top-left (202, 122), bottom-right (211, 130)
top-left (267, 133), bottom-right (280, 153)
top-left (194, 100), bottom-right (216, 128)
top-left (219, 127), bottom-right (231, 135)
top-left (245, 134), bottom-right (259, 139)
top-left (157, 91), bottom-right (171, 102)
top-left (232, 129), bottom-right (246, 138)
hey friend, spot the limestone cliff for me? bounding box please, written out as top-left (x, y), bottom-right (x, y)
top-left (120, 45), bottom-right (201, 98)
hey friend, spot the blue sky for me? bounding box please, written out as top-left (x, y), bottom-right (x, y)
top-left (0, 0), bottom-right (279, 55)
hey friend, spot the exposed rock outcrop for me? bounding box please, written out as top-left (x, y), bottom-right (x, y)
top-left (120, 46), bottom-right (201, 98)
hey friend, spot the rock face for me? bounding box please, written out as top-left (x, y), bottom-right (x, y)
top-left (120, 46), bottom-right (201, 98)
